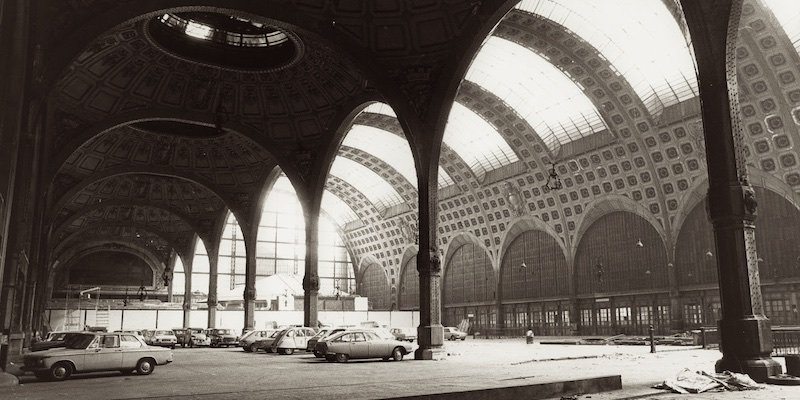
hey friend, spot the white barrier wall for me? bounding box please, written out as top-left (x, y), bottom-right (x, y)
top-left (47, 309), bottom-right (420, 333)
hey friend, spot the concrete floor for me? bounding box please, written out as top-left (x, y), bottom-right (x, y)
top-left (4, 338), bottom-right (799, 400)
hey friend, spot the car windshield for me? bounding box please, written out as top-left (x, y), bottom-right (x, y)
top-left (240, 331), bottom-right (256, 340)
top-left (50, 332), bottom-right (67, 341)
top-left (216, 329), bottom-right (232, 335)
top-left (66, 334), bottom-right (96, 349)
top-left (269, 330), bottom-right (282, 338)
top-left (155, 330), bottom-right (172, 335)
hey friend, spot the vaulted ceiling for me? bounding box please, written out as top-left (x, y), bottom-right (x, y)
top-left (37, 0), bottom-right (800, 288)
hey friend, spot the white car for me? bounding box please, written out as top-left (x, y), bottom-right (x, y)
top-left (443, 327), bottom-right (467, 341)
top-left (21, 332), bottom-right (173, 381)
top-left (144, 329), bottom-right (178, 348)
top-left (315, 329), bottom-right (414, 362)
top-left (271, 327), bottom-right (317, 355)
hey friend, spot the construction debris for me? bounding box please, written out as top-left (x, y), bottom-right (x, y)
top-left (653, 369), bottom-right (761, 394)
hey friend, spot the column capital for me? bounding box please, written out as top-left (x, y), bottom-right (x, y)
top-left (303, 272), bottom-right (320, 292)
top-left (243, 287), bottom-right (256, 301)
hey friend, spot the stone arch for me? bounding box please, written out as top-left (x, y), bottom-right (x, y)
top-left (397, 245), bottom-right (419, 311)
top-left (499, 229), bottom-right (570, 302)
top-left (574, 211), bottom-right (670, 295)
top-left (572, 195), bottom-right (668, 260)
top-left (671, 168), bottom-right (800, 243)
top-left (442, 239), bottom-right (496, 307)
top-left (356, 255), bottom-right (392, 311)
top-left (499, 216), bottom-right (568, 267)
top-left (442, 232), bottom-right (495, 271)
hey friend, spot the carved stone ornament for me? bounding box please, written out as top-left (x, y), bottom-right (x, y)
top-left (303, 272), bottom-right (320, 291)
top-left (429, 249), bottom-right (442, 273)
top-left (744, 188), bottom-right (758, 215)
top-left (503, 181), bottom-right (526, 217)
top-left (244, 287), bottom-right (257, 301)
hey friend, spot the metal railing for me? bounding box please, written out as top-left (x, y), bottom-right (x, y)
top-left (772, 327), bottom-right (800, 356)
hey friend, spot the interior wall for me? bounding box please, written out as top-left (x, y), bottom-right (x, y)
top-left (499, 230), bottom-right (569, 301)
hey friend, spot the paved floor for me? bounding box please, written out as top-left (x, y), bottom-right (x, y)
top-left (3, 338), bottom-right (799, 400)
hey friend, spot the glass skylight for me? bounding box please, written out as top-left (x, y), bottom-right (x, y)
top-left (443, 103), bottom-right (520, 180)
top-left (514, 0), bottom-right (698, 115)
top-left (466, 37), bottom-right (607, 152)
top-left (321, 190), bottom-right (360, 226)
top-left (362, 102), bottom-right (397, 118)
top-left (328, 157), bottom-right (405, 211)
top-left (763, 0), bottom-right (800, 55)
top-left (438, 166), bottom-right (456, 188)
top-left (342, 125), bottom-right (417, 187)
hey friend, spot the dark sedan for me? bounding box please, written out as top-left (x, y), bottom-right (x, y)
top-left (315, 329), bottom-right (414, 363)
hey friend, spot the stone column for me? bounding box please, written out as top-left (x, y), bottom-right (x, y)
top-left (206, 250), bottom-right (218, 329)
top-left (243, 233), bottom-right (256, 332)
top-left (302, 208), bottom-right (319, 328)
top-left (182, 255), bottom-right (193, 328)
top-left (681, 0), bottom-right (780, 382)
top-left (0, 0), bottom-right (33, 373)
top-left (415, 154), bottom-right (444, 360)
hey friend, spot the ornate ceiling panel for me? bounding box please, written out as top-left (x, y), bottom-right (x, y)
top-left (51, 124), bottom-right (276, 218)
top-left (53, 19), bottom-right (366, 151)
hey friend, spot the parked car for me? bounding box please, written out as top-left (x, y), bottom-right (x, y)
top-left (389, 327), bottom-right (417, 342)
top-left (30, 331), bottom-right (86, 352)
top-left (21, 332), bottom-right (173, 381)
top-left (271, 327), bottom-right (317, 355)
top-left (306, 328), bottom-right (347, 357)
top-left (172, 327), bottom-right (209, 347)
top-left (240, 329), bottom-right (276, 352)
top-left (114, 330), bottom-right (144, 337)
top-left (443, 327), bottom-right (467, 341)
top-left (144, 330), bottom-right (178, 348)
top-left (315, 329), bottom-right (414, 363)
top-left (253, 330), bottom-right (284, 352)
top-left (206, 328), bottom-right (238, 348)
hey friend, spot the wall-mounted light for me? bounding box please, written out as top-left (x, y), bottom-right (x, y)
top-left (520, 261), bottom-right (527, 269)
top-left (636, 239), bottom-right (644, 248)
top-left (705, 249), bottom-right (713, 258)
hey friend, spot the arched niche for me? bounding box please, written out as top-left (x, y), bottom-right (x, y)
top-left (398, 255), bottom-right (419, 311)
top-left (675, 187), bottom-right (800, 287)
top-left (500, 230), bottom-right (569, 301)
top-left (357, 262), bottom-right (392, 310)
top-left (63, 250), bottom-right (154, 287)
top-left (575, 211), bottom-right (668, 294)
top-left (443, 243), bottom-right (495, 306)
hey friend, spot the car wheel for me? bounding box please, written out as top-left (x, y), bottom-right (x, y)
top-left (449, 335), bottom-right (456, 341)
top-left (49, 361), bottom-right (72, 381)
top-left (171, 345), bottom-right (176, 349)
top-left (135, 358), bottom-right (155, 375)
top-left (284, 348), bottom-right (294, 355)
top-left (249, 343), bottom-right (259, 353)
top-left (34, 371), bottom-right (50, 380)
top-left (210, 342), bottom-right (217, 348)
top-left (392, 347), bottom-right (404, 361)
top-left (266, 348), bottom-right (273, 353)
top-left (461, 337), bottom-right (466, 341)
top-left (335, 353), bottom-right (349, 363)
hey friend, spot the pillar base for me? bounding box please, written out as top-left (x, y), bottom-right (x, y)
top-left (715, 356), bottom-right (782, 383)
top-left (414, 346), bottom-right (447, 360)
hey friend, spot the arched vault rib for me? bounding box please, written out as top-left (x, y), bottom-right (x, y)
top-left (352, 112), bottom-right (467, 191)
top-left (52, 204), bottom-right (196, 257)
top-left (53, 225), bottom-right (181, 265)
top-left (337, 146), bottom-right (418, 206)
top-left (52, 199), bottom-right (205, 242)
top-left (496, 11), bottom-right (673, 238)
top-left (454, 81), bottom-right (572, 251)
top-left (50, 167), bottom-right (233, 223)
top-left (325, 176), bottom-right (382, 224)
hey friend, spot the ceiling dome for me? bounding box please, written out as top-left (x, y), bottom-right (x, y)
top-left (146, 11), bottom-right (302, 71)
